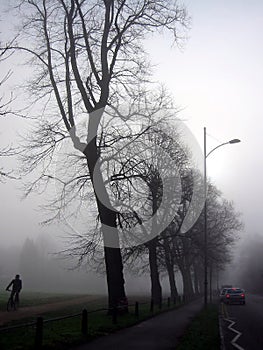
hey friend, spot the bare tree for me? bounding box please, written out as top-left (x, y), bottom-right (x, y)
top-left (2, 1), bottom-right (189, 309)
top-left (0, 33), bottom-right (16, 181)
top-left (182, 183), bottom-right (243, 296)
top-left (108, 121), bottom-right (193, 303)
top-left (154, 180), bottom-right (242, 299)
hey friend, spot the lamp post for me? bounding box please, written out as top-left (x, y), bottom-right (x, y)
top-left (203, 127), bottom-right (240, 306)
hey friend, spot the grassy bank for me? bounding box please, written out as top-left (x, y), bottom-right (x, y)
top-left (0, 294), bottom-right (181, 349)
top-left (0, 291), bottom-right (97, 310)
top-left (175, 304), bottom-right (220, 350)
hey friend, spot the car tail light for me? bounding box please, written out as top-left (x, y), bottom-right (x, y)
top-left (226, 294), bottom-right (230, 298)
top-left (241, 294), bottom-right (245, 297)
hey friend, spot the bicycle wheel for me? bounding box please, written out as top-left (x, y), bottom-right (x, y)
top-left (7, 297), bottom-right (13, 311)
top-left (14, 296), bottom-right (19, 310)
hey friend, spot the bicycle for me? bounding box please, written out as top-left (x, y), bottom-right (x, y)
top-left (6, 289), bottom-right (19, 311)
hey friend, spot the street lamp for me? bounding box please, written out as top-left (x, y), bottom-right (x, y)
top-left (203, 127), bottom-right (240, 306)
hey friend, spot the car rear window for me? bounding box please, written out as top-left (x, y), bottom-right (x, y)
top-left (226, 288), bottom-right (243, 294)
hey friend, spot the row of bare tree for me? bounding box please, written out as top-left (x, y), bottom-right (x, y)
top-left (41, 115), bottom-right (241, 306)
top-left (0, 1), bottom-right (242, 309)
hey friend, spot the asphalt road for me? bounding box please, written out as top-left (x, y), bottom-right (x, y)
top-left (221, 293), bottom-right (263, 350)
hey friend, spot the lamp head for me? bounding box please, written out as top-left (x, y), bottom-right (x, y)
top-left (229, 139), bottom-right (241, 144)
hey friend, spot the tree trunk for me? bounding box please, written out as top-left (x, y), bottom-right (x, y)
top-left (181, 266), bottom-right (194, 298)
top-left (166, 262), bottom-right (178, 299)
top-left (193, 263), bottom-right (200, 295)
top-left (163, 239), bottom-right (178, 299)
top-left (84, 127), bottom-right (126, 310)
top-left (96, 190), bottom-right (127, 311)
top-left (148, 238), bottom-right (162, 305)
top-left (197, 264), bottom-right (204, 294)
top-left (104, 245), bottom-right (126, 310)
top-left (209, 262), bottom-right (213, 303)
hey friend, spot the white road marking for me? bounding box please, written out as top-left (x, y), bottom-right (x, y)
top-left (224, 318), bottom-right (245, 350)
top-left (218, 315), bottom-right (226, 350)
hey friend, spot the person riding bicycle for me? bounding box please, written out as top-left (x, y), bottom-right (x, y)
top-left (6, 274), bottom-right (22, 305)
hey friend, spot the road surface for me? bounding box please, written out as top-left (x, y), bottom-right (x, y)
top-left (221, 293), bottom-right (263, 350)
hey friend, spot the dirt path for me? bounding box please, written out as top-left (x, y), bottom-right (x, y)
top-left (0, 295), bottom-right (104, 326)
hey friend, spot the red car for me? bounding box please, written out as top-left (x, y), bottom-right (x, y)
top-left (223, 288), bottom-right (246, 305)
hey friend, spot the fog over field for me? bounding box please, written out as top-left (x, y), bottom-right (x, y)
top-left (1, 0), bottom-right (263, 296)
top-left (0, 233), bottom-right (177, 296)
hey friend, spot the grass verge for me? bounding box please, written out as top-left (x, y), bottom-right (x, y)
top-left (0, 291), bottom-right (93, 310)
top-left (175, 304), bottom-right (220, 350)
top-left (0, 296), bottom-right (181, 350)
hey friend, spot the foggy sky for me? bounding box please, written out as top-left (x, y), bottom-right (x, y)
top-left (145, 0), bottom-right (263, 240)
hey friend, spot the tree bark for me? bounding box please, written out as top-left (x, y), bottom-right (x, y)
top-left (180, 266), bottom-right (194, 298)
top-left (163, 239), bottom-right (178, 299)
top-left (148, 238), bottom-right (162, 305)
top-left (166, 261), bottom-right (178, 299)
top-left (209, 261), bottom-right (213, 303)
top-left (84, 123), bottom-right (126, 310)
top-left (197, 264), bottom-right (204, 294)
top-left (193, 263), bottom-right (200, 295)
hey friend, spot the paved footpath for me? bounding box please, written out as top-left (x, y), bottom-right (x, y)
top-left (72, 299), bottom-right (203, 350)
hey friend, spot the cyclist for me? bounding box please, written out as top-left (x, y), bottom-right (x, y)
top-left (6, 274), bottom-right (22, 306)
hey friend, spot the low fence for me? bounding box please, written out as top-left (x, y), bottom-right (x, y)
top-left (0, 295), bottom-right (194, 349)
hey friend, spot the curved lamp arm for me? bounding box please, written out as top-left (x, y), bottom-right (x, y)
top-left (206, 139), bottom-right (241, 158)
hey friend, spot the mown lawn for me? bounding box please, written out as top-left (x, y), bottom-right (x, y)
top-left (0, 291), bottom-right (92, 310)
top-left (175, 304), bottom-right (220, 350)
top-left (0, 293), bottom-right (180, 350)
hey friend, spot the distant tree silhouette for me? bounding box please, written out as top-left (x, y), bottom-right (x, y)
top-left (0, 31), bottom-right (15, 181)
